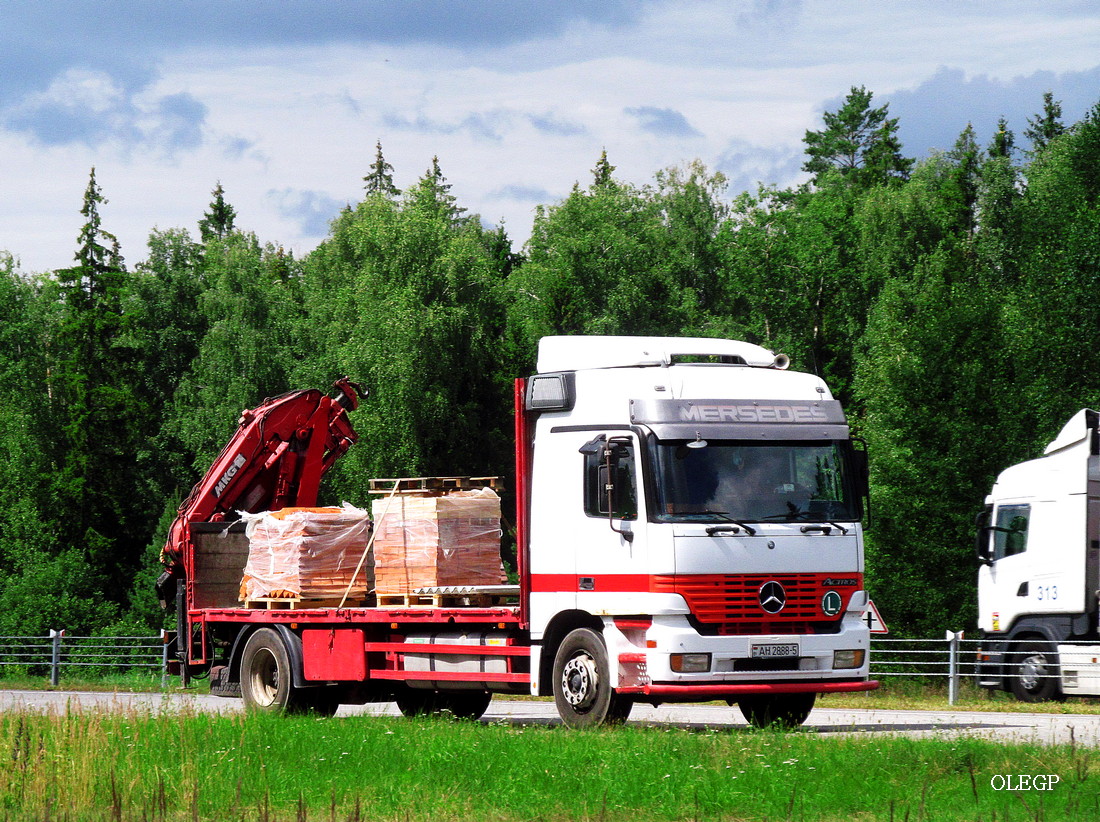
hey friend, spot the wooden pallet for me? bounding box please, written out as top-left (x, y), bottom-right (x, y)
top-left (375, 589), bottom-right (518, 608)
top-left (242, 597), bottom-right (361, 610)
top-left (368, 476), bottom-right (503, 495)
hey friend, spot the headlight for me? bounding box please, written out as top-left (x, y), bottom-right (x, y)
top-left (670, 653), bottom-right (712, 673)
top-left (833, 649), bottom-right (865, 669)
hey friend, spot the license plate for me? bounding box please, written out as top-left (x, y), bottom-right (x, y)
top-left (751, 643), bottom-right (800, 658)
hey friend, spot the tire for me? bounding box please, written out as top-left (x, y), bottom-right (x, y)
top-left (395, 689), bottom-right (493, 720)
top-left (1010, 641), bottom-right (1063, 703)
top-left (395, 689), bottom-right (439, 717)
top-left (552, 628), bottom-right (633, 728)
top-left (439, 690), bottom-right (492, 720)
top-left (239, 629), bottom-right (338, 715)
top-left (738, 693), bottom-right (816, 729)
top-left (240, 628), bottom-right (304, 714)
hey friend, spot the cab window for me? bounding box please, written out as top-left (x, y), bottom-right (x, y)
top-left (993, 504), bottom-right (1029, 560)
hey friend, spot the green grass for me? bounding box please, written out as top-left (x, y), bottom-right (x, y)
top-left (0, 709), bottom-right (1096, 821)
top-left (0, 670), bottom-right (177, 693)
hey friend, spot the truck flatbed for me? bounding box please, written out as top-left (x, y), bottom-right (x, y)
top-left (194, 604), bottom-right (521, 625)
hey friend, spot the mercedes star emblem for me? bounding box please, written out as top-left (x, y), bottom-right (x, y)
top-left (759, 581), bottom-right (787, 614)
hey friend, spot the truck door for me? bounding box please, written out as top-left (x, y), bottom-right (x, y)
top-left (527, 429), bottom-right (649, 634)
top-left (577, 433), bottom-right (650, 609)
top-left (979, 502), bottom-right (1033, 632)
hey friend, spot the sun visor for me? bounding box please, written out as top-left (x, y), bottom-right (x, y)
top-left (644, 423), bottom-right (849, 441)
top-left (631, 398), bottom-right (849, 441)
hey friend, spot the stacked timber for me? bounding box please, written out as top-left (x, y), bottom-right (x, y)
top-left (371, 486), bottom-right (504, 595)
top-left (239, 505), bottom-right (372, 603)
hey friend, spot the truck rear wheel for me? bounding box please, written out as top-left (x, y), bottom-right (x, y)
top-left (738, 693), bottom-right (816, 729)
top-left (240, 628), bottom-right (340, 715)
top-left (241, 628), bottom-right (301, 713)
top-left (440, 690), bottom-right (492, 720)
top-left (395, 689), bottom-right (492, 720)
top-left (552, 628), bottom-right (633, 728)
top-left (1010, 641), bottom-right (1062, 702)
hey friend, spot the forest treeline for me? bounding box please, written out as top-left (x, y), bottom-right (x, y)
top-left (1, 87), bottom-right (1098, 637)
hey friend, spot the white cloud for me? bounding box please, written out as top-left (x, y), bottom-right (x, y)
top-left (1, 1), bottom-right (1099, 271)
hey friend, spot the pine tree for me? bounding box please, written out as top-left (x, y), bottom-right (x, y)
top-left (591, 149), bottom-right (616, 187)
top-left (948, 124), bottom-right (983, 237)
top-left (56, 168), bottom-right (126, 356)
top-left (1025, 91), bottom-right (1065, 153)
top-left (989, 116), bottom-right (1016, 159)
top-left (363, 140), bottom-right (401, 196)
top-left (803, 86), bottom-right (913, 187)
top-left (407, 156), bottom-right (466, 223)
top-left (51, 169), bottom-right (150, 608)
top-left (198, 182), bottom-right (237, 242)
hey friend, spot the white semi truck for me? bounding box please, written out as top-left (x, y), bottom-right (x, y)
top-left (976, 409), bottom-right (1100, 701)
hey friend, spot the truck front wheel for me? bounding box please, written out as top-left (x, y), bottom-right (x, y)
top-left (552, 628), bottom-right (633, 728)
top-left (739, 693), bottom-right (816, 729)
top-left (1010, 641), bottom-right (1062, 702)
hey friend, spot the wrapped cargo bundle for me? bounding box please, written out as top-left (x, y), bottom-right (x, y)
top-left (239, 504), bottom-right (372, 601)
top-left (372, 487), bottom-right (503, 594)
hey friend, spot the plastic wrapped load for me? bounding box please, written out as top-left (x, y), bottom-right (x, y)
top-left (371, 488), bottom-right (504, 594)
top-left (239, 504), bottom-right (372, 601)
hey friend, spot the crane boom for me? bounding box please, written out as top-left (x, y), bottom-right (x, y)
top-left (160, 377), bottom-right (363, 577)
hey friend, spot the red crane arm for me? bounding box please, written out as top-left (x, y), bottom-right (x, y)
top-left (161, 378), bottom-right (363, 572)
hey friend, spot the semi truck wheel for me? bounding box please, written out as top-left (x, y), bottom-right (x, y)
top-left (552, 628), bottom-right (633, 728)
top-left (738, 693), bottom-right (816, 729)
top-left (395, 689), bottom-right (492, 720)
top-left (439, 690), bottom-right (492, 720)
top-left (395, 689), bottom-right (438, 717)
top-left (1010, 641), bottom-right (1062, 702)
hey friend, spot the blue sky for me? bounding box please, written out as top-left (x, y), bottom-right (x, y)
top-left (2, 0), bottom-right (1099, 273)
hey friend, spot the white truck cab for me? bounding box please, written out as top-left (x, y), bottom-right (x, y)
top-left (520, 336), bottom-right (876, 726)
top-left (977, 409), bottom-right (1100, 701)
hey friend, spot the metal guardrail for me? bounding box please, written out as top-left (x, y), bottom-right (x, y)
top-left (0, 631), bottom-right (169, 688)
top-left (870, 634), bottom-right (1100, 704)
top-left (0, 631), bottom-right (1093, 706)
top-left (870, 634), bottom-right (981, 704)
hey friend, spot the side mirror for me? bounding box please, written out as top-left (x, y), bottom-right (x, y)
top-left (851, 448), bottom-right (869, 488)
top-left (604, 439), bottom-right (636, 542)
top-left (850, 439), bottom-right (871, 529)
top-left (975, 508), bottom-right (993, 566)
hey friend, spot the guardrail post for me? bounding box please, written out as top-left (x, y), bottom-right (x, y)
top-left (160, 630), bottom-right (170, 689)
top-left (946, 630), bottom-right (963, 705)
top-left (49, 629), bottom-right (64, 687)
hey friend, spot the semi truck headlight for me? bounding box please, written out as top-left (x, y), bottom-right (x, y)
top-left (670, 653), bottom-right (711, 673)
top-left (833, 649), bottom-right (865, 669)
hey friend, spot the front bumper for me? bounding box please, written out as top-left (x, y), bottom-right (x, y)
top-left (610, 612), bottom-right (875, 700)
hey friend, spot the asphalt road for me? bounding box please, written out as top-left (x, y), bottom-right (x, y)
top-left (0, 689), bottom-right (1096, 746)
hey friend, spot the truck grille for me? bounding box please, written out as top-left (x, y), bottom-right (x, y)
top-left (653, 573), bottom-right (859, 631)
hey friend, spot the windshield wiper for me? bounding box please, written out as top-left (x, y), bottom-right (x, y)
top-left (800, 521), bottom-right (850, 536)
top-left (705, 521), bottom-right (757, 537)
top-left (759, 510), bottom-right (815, 522)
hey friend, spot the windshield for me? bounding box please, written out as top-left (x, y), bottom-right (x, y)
top-left (649, 439), bottom-right (862, 523)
